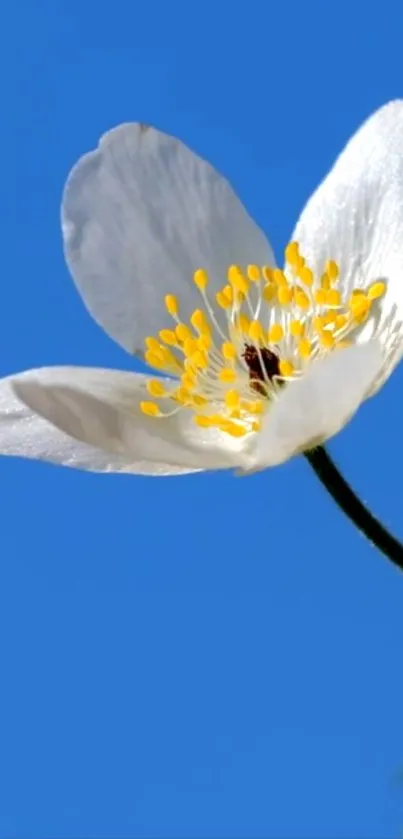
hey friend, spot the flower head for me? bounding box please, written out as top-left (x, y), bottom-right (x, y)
top-left (0, 101), bottom-right (402, 475)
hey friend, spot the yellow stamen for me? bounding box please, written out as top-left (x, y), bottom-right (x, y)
top-left (325, 260), bottom-right (339, 281)
top-left (198, 334), bottom-right (211, 351)
top-left (140, 401), bottom-right (161, 417)
top-left (183, 338), bottom-right (199, 357)
top-left (216, 290), bottom-right (231, 309)
top-left (238, 313), bottom-right (250, 333)
top-left (284, 241), bottom-right (300, 266)
top-left (268, 323), bottom-right (284, 343)
top-left (159, 329), bottom-right (178, 346)
top-left (222, 341), bottom-right (237, 360)
top-left (279, 359), bottom-right (294, 377)
top-left (193, 269), bottom-right (209, 291)
top-left (219, 419), bottom-right (249, 437)
top-left (294, 254), bottom-right (305, 273)
top-left (314, 289), bottom-right (327, 306)
top-left (228, 266), bottom-right (249, 294)
top-left (349, 291), bottom-right (370, 320)
top-left (249, 320), bottom-right (264, 341)
top-left (367, 281), bottom-right (386, 300)
top-left (190, 309), bottom-right (209, 333)
top-left (298, 266), bottom-right (313, 287)
top-left (159, 347), bottom-right (182, 368)
top-left (272, 269), bottom-right (287, 286)
top-left (176, 323), bottom-right (193, 342)
top-left (145, 350), bottom-right (166, 370)
top-left (278, 285), bottom-right (293, 306)
top-left (290, 319), bottom-right (305, 338)
top-left (192, 350), bottom-right (208, 369)
top-left (194, 414), bottom-right (223, 428)
top-left (225, 389), bottom-right (240, 409)
top-left (326, 289), bottom-right (341, 307)
top-left (174, 387), bottom-right (191, 405)
top-left (322, 311), bottom-right (337, 325)
top-left (335, 314), bottom-right (348, 330)
top-left (262, 265), bottom-right (274, 282)
top-left (145, 336), bottom-right (162, 353)
top-left (242, 400), bottom-right (263, 414)
top-left (146, 380), bottom-right (166, 397)
top-left (263, 283), bottom-right (276, 302)
top-left (247, 264), bottom-right (261, 281)
top-left (298, 338), bottom-right (311, 359)
top-left (219, 368), bottom-right (237, 383)
top-left (295, 289), bottom-right (310, 309)
top-left (319, 330), bottom-right (335, 349)
top-left (165, 294), bottom-right (178, 317)
top-left (312, 316), bottom-right (324, 333)
top-left (192, 394), bottom-right (208, 406)
top-left (222, 284), bottom-right (233, 303)
top-left (181, 373), bottom-right (195, 390)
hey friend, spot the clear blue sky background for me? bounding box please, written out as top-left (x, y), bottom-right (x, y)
top-left (1, 1), bottom-right (403, 837)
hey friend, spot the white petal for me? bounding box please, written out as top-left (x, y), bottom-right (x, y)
top-left (291, 100), bottom-right (403, 392)
top-left (62, 124), bottom-right (274, 355)
top-left (245, 341), bottom-right (382, 471)
top-left (8, 367), bottom-right (250, 473)
top-left (0, 372), bottom-right (198, 475)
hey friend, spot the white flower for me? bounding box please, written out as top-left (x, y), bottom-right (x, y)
top-left (1, 101), bottom-right (402, 476)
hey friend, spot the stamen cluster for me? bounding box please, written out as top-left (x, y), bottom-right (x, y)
top-left (140, 242), bottom-right (385, 438)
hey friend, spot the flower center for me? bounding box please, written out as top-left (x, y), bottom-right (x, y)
top-left (140, 241), bottom-right (386, 438)
top-left (242, 344), bottom-right (281, 392)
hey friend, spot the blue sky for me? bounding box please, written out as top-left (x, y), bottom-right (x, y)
top-left (2, 1), bottom-right (403, 836)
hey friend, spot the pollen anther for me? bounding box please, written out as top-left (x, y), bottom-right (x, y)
top-left (165, 295), bottom-right (178, 316)
top-left (193, 269), bottom-right (209, 290)
top-left (140, 401), bottom-right (161, 417)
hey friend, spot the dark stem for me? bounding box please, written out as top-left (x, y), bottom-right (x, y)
top-left (304, 445), bottom-right (403, 572)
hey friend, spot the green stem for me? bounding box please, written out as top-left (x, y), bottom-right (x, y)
top-left (304, 445), bottom-right (403, 572)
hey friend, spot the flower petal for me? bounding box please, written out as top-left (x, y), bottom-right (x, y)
top-left (8, 367), bottom-right (250, 473)
top-left (0, 372), bottom-right (198, 475)
top-left (62, 124), bottom-right (274, 355)
top-left (245, 341), bottom-right (382, 470)
top-left (291, 100), bottom-right (403, 392)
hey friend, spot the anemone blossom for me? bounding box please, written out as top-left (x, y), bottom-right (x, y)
top-left (0, 101), bottom-right (402, 479)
